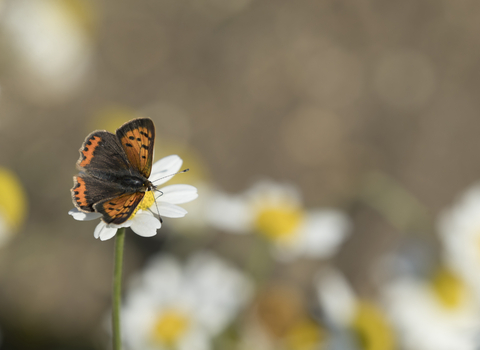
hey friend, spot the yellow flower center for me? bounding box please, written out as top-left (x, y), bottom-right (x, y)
top-left (431, 268), bottom-right (465, 309)
top-left (129, 191), bottom-right (156, 220)
top-left (353, 301), bottom-right (396, 350)
top-left (254, 205), bottom-right (304, 242)
top-left (284, 319), bottom-right (324, 350)
top-left (0, 168), bottom-right (27, 230)
top-left (151, 309), bottom-right (190, 347)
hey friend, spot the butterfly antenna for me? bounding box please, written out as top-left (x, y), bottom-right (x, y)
top-left (148, 185), bottom-right (163, 224)
top-left (150, 168), bottom-right (189, 222)
top-left (151, 168), bottom-right (189, 185)
top-left (150, 168), bottom-right (190, 223)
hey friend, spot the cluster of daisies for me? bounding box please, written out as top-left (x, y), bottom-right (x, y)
top-left (3, 148), bottom-right (480, 349)
top-left (67, 153), bottom-right (480, 350)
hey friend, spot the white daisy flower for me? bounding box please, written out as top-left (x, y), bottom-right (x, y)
top-left (1, 0), bottom-right (95, 102)
top-left (121, 252), bottom-right (253, 350)
top-left (382, 268), bottom-right (480, 350)
top-left (438, 183), bottom-right (480, 300)
top-left (69, 155), bottom-right (198, 241)
top-left (206, 181), bottom-right (351, 261)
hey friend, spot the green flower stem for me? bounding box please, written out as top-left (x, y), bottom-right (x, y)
top-left (112, 227), bottom-right (126, 350)
top-left (246, 235), bottom-right (273, 284)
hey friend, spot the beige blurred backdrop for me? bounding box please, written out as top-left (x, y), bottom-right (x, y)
top-left (0, 0), bottom-right (480, 349)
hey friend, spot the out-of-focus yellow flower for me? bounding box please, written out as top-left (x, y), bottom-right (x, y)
top-left (256, 284), bottom-right (305, 338)
top-left (248, 284), bottom-right (325, 350)
top-left (90, 106), bottom-right (142, 133)
top-left (0, 167), bottom-right (27, 246)
top-left (54, 0), bottom-right (97, 36)
top-left (353, 301), bottom-right (396, 350)
top-left (432, 267), bottom-right (467, 309)
top-left (316, 268), bottom-right (396, 350)
top-left (284, 319), bottom-right (324, 350)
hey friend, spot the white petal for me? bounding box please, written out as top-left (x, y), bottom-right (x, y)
top-left (158, 184), bottom-right (198, 204)
top-left (150, 155), bottom-right (183, 185)
top-left (130, 212), bottom-right (161, 237)
top-left (205, 192), bottom-right (253, 233)
top-left (185, 253), bottom-right (253, 334)
top-left (157, 202), bottom-right (188, 218)
top-left (94, 221), bottom-right (118, 241)
top-left (68, 208), bottom-right (102, 221)
top-left (299, 210), bottom-right (351, 259)
top-left (178, 326), bottom-right (211, 350)
top-left (315, 268), bottom-right (356, 326)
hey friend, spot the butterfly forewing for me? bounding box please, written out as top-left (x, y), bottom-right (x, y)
top-left (93, 192), bottom-right (145, 225)
top-left (76, 131), bottom-right (131, 175)
top-left (116, 118), bottom-right (155, 178)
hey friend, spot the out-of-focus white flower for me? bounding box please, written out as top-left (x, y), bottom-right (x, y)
top-left (382, 268), bottom-right (480, 350)
top-left (1, 0), bottom-right (96, 102)
top-left (207, 181), bottom-right (350, 261)
top-left (122, 252), bottom-right (252, 350)
top-left (439, 184), bottom-right (480, 300)
top-left (316, 268), bottom-right (396, 350)
top-left (316, 268), bottom-right (356, 327)
top-left (69, 155), bottom-right (198, 241)
top-left (168, 182), bottom-right (212, 234)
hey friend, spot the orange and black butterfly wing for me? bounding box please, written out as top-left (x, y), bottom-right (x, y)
top-left (76, 131), bottom-right (133, 178)
top-left (116, 118), bottom-right (155, 178)
top-left (93, 192), bottom-right (145, 225)
top-left (72, 174), bottom-right (125, 213)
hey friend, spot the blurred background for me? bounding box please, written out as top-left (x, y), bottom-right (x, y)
top-left (1, 0), bottom-right (480, 349)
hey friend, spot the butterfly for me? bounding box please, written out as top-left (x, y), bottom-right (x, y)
top-left (71, 118), bottom-right (157, 225)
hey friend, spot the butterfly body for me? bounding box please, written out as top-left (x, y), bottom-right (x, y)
top-left (72, 118), bottom-right (156, 225)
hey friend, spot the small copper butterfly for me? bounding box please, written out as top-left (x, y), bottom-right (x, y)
top-left (71, 118), bottom-right (156, 225)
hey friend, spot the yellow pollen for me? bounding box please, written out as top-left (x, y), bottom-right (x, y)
top-left (254, 205), bottom-right (304, 242)
top-left (353, 301), bottom-right (396, 350)
top-left (151, 309), bottom-right (190, 346)
top-left (284, 319), bottom-right (324, 350)
top-left (129, 191), bottom-right (156, 220)
top-left (431, 268), bottom-right (465, 309)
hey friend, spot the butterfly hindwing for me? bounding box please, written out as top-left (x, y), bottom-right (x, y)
top-left (116, 118), bottom-right (155, 178)
top-left (93, 192), bottom-right (146, 225)
top-left (72, 174), bottom-right (125, 212)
